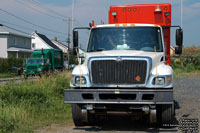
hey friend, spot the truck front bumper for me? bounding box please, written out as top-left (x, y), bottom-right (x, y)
top-left (64, 89), bottom-right (173, 104)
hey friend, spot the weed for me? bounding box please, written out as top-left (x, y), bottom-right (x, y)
top-left (0, 71), bottom-right (72, 132)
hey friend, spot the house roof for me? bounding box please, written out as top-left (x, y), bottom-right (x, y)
top-left (35, 33), bottom-right (60, 49)
top-left (51, 40), bottom-right (68, 49)
top-left (0, 24), bottom-right (31, 38)
top-left (51, 40), bottom-right (68, 53)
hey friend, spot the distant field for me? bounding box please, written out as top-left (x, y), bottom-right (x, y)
top-left (182, 46), bottom-right (200, 56)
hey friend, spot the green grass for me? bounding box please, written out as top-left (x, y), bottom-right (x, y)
top-left (0, 73), bottom-right (17, 79)
top-left (0, 71), bottom-right (72, 132)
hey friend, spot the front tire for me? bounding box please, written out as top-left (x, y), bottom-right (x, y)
top-left (161, 104), bottom-right (173, 126)
top-left (72, 104), bottom-right (84, 126)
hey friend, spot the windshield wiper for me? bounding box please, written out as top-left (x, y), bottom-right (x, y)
top-left (96, 48), bottom-right (104, 51)
top-left (89, 48), bottom-right (105, 52)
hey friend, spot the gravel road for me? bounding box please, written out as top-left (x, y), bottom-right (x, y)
top-left (0, 77), bottom-right (38, 86)
top-left (0, 77), bottom-right (22, 86)
top-left (35, 77), bottom-right (200, 133)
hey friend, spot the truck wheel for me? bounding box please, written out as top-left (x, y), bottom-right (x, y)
top-left (161, 104), bottom-right (173, 126)
top-left (24, 75), bottom-right (28, 79)
top-left (72, 104), bottom-right (84, 126)
top-left (88, 114), bottom-right (96, 126)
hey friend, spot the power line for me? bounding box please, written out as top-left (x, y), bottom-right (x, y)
top-left (3, 24), bottom-right (31, 36)
top-left (0, 20), bottom-right (33, 31)
top-left (15, 0), bottom-right (65, 21)
top-left (0, 8), bottom-right (67, 35)
top-left (28, 0), bottom-right (68, 19)
top-left (0, 21), bottom-right (67, 40)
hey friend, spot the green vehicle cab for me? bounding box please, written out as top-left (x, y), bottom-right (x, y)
top-left (24, 49), bottom-right (64, 77)
top-left (24, 58), bottom-right (50, 77)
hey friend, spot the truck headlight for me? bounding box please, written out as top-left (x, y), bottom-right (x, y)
top-left (152, 77), bottom-right (165, 85)
top-left (75, 76), bottom-right (87, 84)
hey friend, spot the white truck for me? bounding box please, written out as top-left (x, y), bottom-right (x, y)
top-left (64, 3), bottom-right (183, 126)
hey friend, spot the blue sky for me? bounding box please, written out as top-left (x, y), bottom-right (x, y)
top-left (39, 0), bottom-right (72, 6)
top-left (0, 0), bottom-right (199, 48)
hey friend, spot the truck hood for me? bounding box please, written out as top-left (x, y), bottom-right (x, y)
top-left (25, 64), bottom-right (41, 67)
top-left (84, 50), bottom-right (165, 66)
top-left (73, 50), bottom-right (172, 76)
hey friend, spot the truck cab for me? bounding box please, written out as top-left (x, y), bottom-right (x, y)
top-left (64, 3), bottom-right (183, 126)
top-left (24, 58), bottom-right (49, 77)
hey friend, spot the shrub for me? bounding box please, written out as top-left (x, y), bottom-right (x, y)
top-left (0, 58), bottom-right (24, 73)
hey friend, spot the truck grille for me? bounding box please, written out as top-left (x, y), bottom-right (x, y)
top-left (91, 60), bottom-right (147, 85)
top-left (27, 66), bottom-right (38, 71)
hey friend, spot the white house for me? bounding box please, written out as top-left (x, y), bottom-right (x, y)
top-left (51, 37), bottom-right (68, 60)
top-left (51, 37), bottom-right (68, 53)
top-left (0, 24), bottom-right (33, 58)
top-left (32, 32), bottom-right (60, 50)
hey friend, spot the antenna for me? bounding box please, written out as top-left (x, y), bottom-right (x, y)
top-left (72, 0), bottom-right (75, 30)
top-left (76, 48), bottom-right (82, 89)
top-left (154, 46), bottom-right (157, 89)
top-left (181, 0), bottom-right (183, 28)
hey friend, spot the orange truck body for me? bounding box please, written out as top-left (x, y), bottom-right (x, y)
top-left (109, 3), bottom-right (172, 64)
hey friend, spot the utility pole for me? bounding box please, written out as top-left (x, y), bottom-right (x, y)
top-left (66, 18), bottom-right (71, 70)
top-left (64, 18), bottom-right (75, 69)
top-left (72, 0), bottom-right (75, 30)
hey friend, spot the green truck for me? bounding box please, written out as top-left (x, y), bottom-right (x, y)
top-left (24, 49), bottom-right (64, 77)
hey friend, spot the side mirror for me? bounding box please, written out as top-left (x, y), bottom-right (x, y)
top-left (175, 46), bottom-right (182, 55)
top-left (73, 31), bottom-right (78, 55)
top-left (176, 29), bottom-right (183, 47)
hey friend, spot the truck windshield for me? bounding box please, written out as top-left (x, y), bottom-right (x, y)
top-left (87, 27), bottom-right (163, 52)
top-left (27, 59), bottom-right (45, 64)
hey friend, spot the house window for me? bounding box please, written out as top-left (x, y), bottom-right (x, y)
top-left (24, 39), bottom-right (27, 46)
top-left (13, 38), bottom-right (16, 45)
top-left (32, 43), bottom-right (35, 49)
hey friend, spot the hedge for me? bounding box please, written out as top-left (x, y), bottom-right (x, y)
top-left (0, 58), bottom-right (24, 73)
